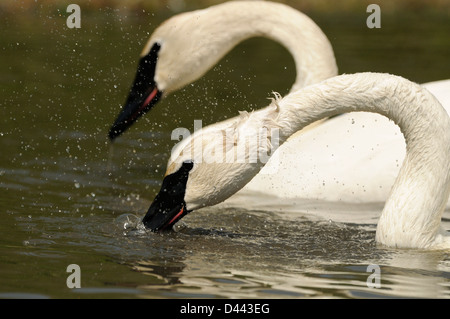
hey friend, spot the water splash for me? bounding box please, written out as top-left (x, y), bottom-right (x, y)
top-left (114, 213), bottom-right (147, 236)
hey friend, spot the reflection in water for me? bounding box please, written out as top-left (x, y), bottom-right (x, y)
top-left (113, 203), bottom-right (450, 298)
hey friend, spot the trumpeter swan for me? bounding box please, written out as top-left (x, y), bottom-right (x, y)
top-left (109, 1), bottom-right (450, 204)
top-left (143, 73), bottom-right (450, 250)
top-left (108, 0), bottom-right (337, 139)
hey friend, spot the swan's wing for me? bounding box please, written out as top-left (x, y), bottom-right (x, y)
top-left (422, 79), bottom-right (450, 112)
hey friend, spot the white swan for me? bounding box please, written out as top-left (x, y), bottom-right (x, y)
top-left (109, 0), bottom-right (337, 138)
top-left (143, 73), bottom-right (450, 250)
top-left (109, 1), bottom-right (450, 205)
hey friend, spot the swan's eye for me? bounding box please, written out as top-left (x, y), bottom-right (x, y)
top-left (182, 160), bottom-right (194, 171)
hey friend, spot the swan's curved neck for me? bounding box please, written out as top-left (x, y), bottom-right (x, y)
top-left (195, 1), bottom-right (337, 91)
top-left (277, 73), bottom-right (450, 248)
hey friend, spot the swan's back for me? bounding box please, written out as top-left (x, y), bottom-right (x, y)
top-left (240, 78), bottom-right (450, 205)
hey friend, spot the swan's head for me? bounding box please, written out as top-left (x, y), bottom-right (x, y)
top-left (142, 154), bottom-right (263, 231)
top-left (142, 128), bottom-right (257, 231)
top-left (109, 8), bottom-right (238, 140)
top-left (142, 104), bottom-right (283, 231)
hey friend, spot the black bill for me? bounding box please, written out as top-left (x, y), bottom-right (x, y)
top-left (109, 42), bottom-right (162, 140)
top-left (143, 161), bottom-right (194, 231)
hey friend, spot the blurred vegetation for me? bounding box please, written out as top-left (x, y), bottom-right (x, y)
top-left (1, 0), bottom-right (449, 15)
